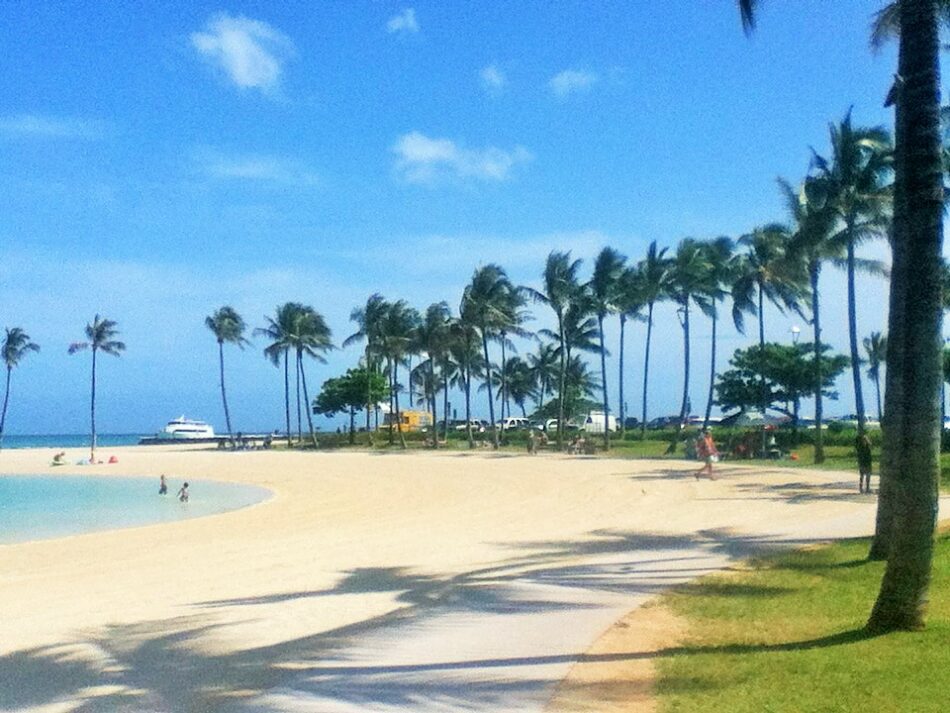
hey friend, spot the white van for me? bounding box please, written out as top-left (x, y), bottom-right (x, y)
top-left (583, 411), bottom-right (619, 433)
top-left (498, 417), bottom-right (530, 430)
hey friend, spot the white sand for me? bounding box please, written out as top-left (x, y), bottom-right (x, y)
top-left (0, 447), bottom-right (926, 712)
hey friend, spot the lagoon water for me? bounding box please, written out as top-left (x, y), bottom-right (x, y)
top-left (0, 475), bottom-right (271, 545)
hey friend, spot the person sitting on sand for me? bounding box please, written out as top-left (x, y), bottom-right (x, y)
top-left (159, 474), bottom-right (168, 495)
top-left (52, 451), bottom-right (66, 466)
top-left (177, 482), bottom-right (189, 502)
top-left (695, 429), bottom-right (719, 480)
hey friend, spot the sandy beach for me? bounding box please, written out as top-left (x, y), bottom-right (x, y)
top-left (0, 446), bottom-right (920, 712)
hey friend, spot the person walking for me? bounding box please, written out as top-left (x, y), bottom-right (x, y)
top-left (856, 434), bottom-right (873, 493)
top-left (695, 429), bottom-right (719, 480)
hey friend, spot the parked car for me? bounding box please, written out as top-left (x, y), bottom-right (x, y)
top-left (497, 417), bottom-right (530, 431)
top-left (453, 419), bottom-right (487, 433)
top-left (582, 411), bottom-right (619, 433)
top-left (544, 418), bottom-right (580, 433)
top-left (647, 415), bottom-right (680, 430)
top-left (622, 417), bottom-right (640, 429)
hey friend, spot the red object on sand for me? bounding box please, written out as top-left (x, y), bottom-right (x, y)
top-left (108, 455), bottom-right (118, 464)
top-left (790, 453), bottom-right (799, 461)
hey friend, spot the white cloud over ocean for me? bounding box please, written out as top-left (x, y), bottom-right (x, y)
top-left (392, 132), bottom-right (531, 184)
top-left (191, 14), bottom-right (295, 93)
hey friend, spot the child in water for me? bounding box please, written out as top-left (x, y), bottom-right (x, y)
top-left (177, 482), bottom-right (189, 502)
top-left (159, 474), bottom-right (168, 495)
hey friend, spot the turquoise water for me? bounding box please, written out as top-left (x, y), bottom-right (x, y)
top-left (1, 434), bottom-right (144, 449)
top-left (0, 475), bottom-right (271, 545)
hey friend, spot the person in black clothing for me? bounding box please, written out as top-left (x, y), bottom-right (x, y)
top-left (856, 434), bottom-right (873, 493)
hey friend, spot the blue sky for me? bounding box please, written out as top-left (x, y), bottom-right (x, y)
top-left (0, 1), bottom-right (909, 435)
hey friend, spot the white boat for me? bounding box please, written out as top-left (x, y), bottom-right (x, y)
top-left (156, 417), bottom-right (215, 440)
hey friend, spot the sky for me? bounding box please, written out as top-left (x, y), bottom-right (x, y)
top-left (0, 1), bottom-right (919, 435)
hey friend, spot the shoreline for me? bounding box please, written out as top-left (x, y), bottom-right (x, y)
top-left (0, 446), bottom-right (907, 712)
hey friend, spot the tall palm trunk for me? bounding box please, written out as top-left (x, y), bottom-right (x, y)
top-left (874, 373), bottom-right (883, 421)
top-left (349, 406), bottom-right (356, 444)
top-left (0, 367), bottom-right (11, 450)
top-left (429, 355), bottom-right (438, 448)
top-left (618, 314), bottom-right (626, 438)
top-left (846, 234), bottom-right (868, 436)
top-left (810, 261), bottom-right (826, 463)
top-left (678, 302), bottom-right (691, 426)
top-left (868, 0), bottom-right (942, 632)
top-left (299, 351), bottom-right (318, 448)
top-left (90, 347), bottom-right (98, 460)
top-left (387, 358), bottom-right (395, 446)
top-left (464, 368), bottom-right (474, 449)
top-left (556, 312), bottom-right (567, 450)
top-left (295, 354), bottom-right (303, 442)
top-left (703, 306), bottom-right (718, 429)
top-left (598, 314), bottom-right (610, 449)
top-left (217, 341), bottom-right (233, 438)
top-left (482, 332), bottom-right (499, 448)
top-left (758, 283), bottom-right (768, 456)
top-left (283, 351), bottom-right (291, 447)
top-left (394, 361), bottom-right (406, 449)
top-left (441, 361), bottom-right (450, 442)
top-left (500, 335), bottom-right (508, 441)
top-left (366, 349), bottom-right (374, 447)
top-left (641, 302), bottom-right (655, 439)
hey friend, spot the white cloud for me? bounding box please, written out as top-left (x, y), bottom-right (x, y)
top-left (196, 150), bottom-right (318, 186)
top-left (0, 114), bottom-right (104, 139)
top-left (480, 65), bottom-right (507, 94)
top-left (549, 69), bottom-right (599, 98)
top-left (387, 8), bottom-right (419, 34)
top-left (191, 14), bottom-right (294, 93)
top-left (391, 131), bottom-right (531, 184)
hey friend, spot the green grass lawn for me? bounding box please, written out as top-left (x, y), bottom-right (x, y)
top-left (655, 533), bottom-right (950, 712)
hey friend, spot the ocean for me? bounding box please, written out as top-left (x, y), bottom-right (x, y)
top-left (0, 434), bottom-right (145, 450)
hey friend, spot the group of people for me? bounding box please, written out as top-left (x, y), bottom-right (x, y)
top-left (158, 474), bottom-right (189, 502)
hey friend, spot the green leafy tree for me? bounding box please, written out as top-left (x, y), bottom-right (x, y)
top-left (0, 328), bottom-right (39, 450)
top-left (69, 315), bottom-right (125, 461)
top-left (314, 368), bottom-right (387, 444)
top-left (205, 306), bottom-right (249, 439)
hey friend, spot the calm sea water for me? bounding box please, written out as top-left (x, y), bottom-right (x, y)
top-left (1, 434), bottom-right (144, 450)
top-left (0, 475), bottom-right (271, 545)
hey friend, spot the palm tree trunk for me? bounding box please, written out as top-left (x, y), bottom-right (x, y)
top-left (283, 351), bottom-right (291, 448)
top-left (299, 351), bottom-right (318, 448)
top-left (846, 234), bottom-right (868, 437)
top-left (758, 282), bottom-right (768, 457)
top-left (867, 0), bottom-right (942, 631)
top-left (386, 359), bottom-right (395, 446)
top-left (295, 351), bottom-right (303, 443)
top-left (349, 405), bottom-right (356, 444)
top-left (442, 362), bottom-right (450, 442)
top-left (218, 341), bottom-right (233, 439)
top-left (703, 306), bottom-right (718, 429)
top-left (618, 314), bottom-right (626, 438)
top-left (678, 302), bottom-right (691, 426)
top-left (557, 312), bottom-right (567, 450)
top-left (90, 347), bottom-right (98, 461)
top-left (482, 331), bottom-right (498, 449)
top-left (0, 366), bottom-right (11, 450)
top-left (366, 349), bottom-right (374, 447)
top-left (465, 369), bottom-right (474, 449)
top-left (641, 302), bottom-right (655, 439)
top-left (500, 335), bottom-right (509, 442)
top-left (394, 361), bottom-right (406, 449)
top-left (875, 374), bottom-right (883, 421)
top-left (811, 262), bottom-right (825, 464)
top-left (598, 314), bottom-right (610, 450)
top-left (430, 354), bottom-right (438, 448)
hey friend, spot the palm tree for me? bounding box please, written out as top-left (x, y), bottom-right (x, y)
top-left (503, 356), bottom-right (537, 417)
top-left (344, 294), bottom-right (389, 442)
top-left (255, 303), bottom-right (303, 447)
top-left (864, 331), bottom-right (887, 421)
top-left (668, 238), bottom-right (714, 427)
top-left (615, 266), bottom-right (645, 437)
top-left (527, 252), bottom-right (583, 449)
top-left (378, 300), bottom-right (420, 449)
top-left (698, 237), bottom-right (735, 429)
top-left (637, 241), bottom-right (671, 437)
top-left (741, 0), bottom-right (945, 631)
top-left (447, 316), bottom-right (484, 448)
top-left (527, 342), bottom-right (559, 415)
top-left (205, 306), bottom-right (249, 440)
top-left (291, 306), bottom-right (333, 447)
top-left (0, 328), bottom-right (39, 450)
top-left (588, 247), bottom-right (626, 448)
top-left (732, 225), bottom-right (805, 448)
top-left (462, 264), bottom-right (523, 448)
top-left (810, 110), bottom-right (892, 437)
top-left (68, 315), bottom-right (125, 461)
top-left (783, 176), bottom-right (839, 463)
top-left (415, 302), bottom-right (451, 447)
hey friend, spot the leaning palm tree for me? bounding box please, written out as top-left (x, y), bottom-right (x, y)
top-left (810, 110), bottom-right (892, 437)
top-left (668, 238), bottom-right (715, 427)
top-left (291, 306), bottom-right (333, 447)
top-left (865, 331), bottom-right (887, 421)
top-left (588, 247), bottom-right (626, 448)
top-left (205, 306), bottom-right (249, 440)
top-left (732, 224), bottom-right (806, 452)
top-left (636, 241), bottom-right (671, 437)
top-left (68, 315), bottom-right (125, 461)
top-left (527, 252), bottom-right (583, 449)
top-left (345, 294), bottom-right (389, 441)
top-left (0, 328), bottom-right (40, 450)
top-left (255, 303), bottom-right (303, 447)
top-left (783, 176), bottom-right (839, 463)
